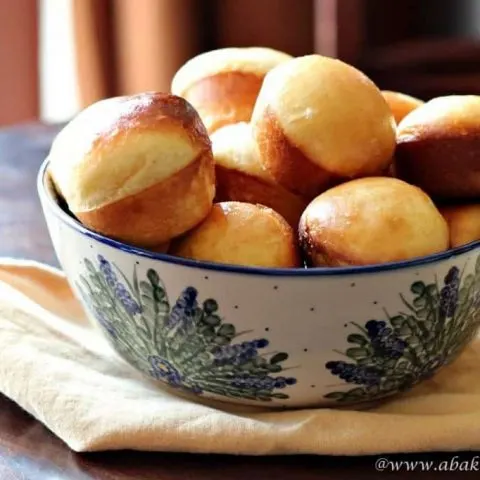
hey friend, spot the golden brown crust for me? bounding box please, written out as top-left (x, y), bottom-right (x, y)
top-left (299, 177), bottom-right (449, 267)
top-left (395, 95), bottom-right (480, 199)
top-left (48, 92), bottom-right (213, 211)
top-left (251, 55), bottom-right (396, 199)
top-left (170, 202), bottom-right (301, 268)
top-left (397, 95), bottom-right (480, 140)
top-left (181, 72), bottom-right (265, 134)
top-left (76, 153), bottom-right (215, 247)
top-left (211, 121), bottom-right (308, 228)
top-left (171, 47), bottom-right (292, 134)
top-left (215, 165), bottom-right (307, 229)
top-left (252, 107), bottom-right (340, 199)
top-left (48, 92), bottom-right (216, 246)
top-left (171, 47), bottom-right (292, 96)
top-left (381, 90), bottom-right (424, 125)
top-left (395, 136), bottom-right (480, 199)
top-left (440, 203), bottom-right (480, 248)
top-left (91, 92), bottom-right (212, 147)
top-left (211, 122), bottom-right (272, 182)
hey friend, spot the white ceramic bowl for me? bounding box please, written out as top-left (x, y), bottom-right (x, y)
top-left (38, 160), bottom-right (480, 408)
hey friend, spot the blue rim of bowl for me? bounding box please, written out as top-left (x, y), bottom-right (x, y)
top-left (38, 158), bottom-right (480, 277)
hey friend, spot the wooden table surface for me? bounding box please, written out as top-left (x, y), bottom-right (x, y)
top-left (0, 122), bottom-right (479, 479)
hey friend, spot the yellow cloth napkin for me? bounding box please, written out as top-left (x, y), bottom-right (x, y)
top-left (1, 259), bottom-right (480, 455)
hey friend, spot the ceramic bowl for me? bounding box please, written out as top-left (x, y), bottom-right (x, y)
top-left (38, 159), bottom-right (480, 408)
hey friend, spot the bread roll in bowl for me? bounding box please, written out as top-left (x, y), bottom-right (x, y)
top-left (381, 90), bottom-right (424, 124)
top-left (171, 47), bottom-right (292, 134)
top-left (170, 202), bottom-right (301, 268)
top-left (440, 203), bottom-right (480, 248)
top-left (211, 122), bottom-right (307, 228)
top-left (396, 95), bottom-right (480, 199)
top-left (48, 92), bottom-right (215, 247)
top-left (251, 54), bottom-right (396, 199)
top-left (299, 177), bottom-right (449, 267)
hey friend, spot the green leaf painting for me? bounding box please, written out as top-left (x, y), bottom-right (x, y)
top-left (325, 258), bottom-right (480, 403)
top-left (76, 255), bottom-right (296, 402)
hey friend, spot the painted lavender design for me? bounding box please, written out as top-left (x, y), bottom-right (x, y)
top-left (77, 255), bottom-right (295, 402)
top-left (324, 259), bottom-right (480, 403)
top-left (77, 251), bottom-right (480, 406)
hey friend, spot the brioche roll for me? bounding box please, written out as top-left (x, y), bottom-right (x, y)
top-left (48, 92), bottom-right (215, 247)
top-left (251, 55), bottom-right (396, 199)
top-left (381, 90), bottom-right (424, 124)
top-left (440, 204), bottom-right (480, 248)
top-left (299, 177), bottom-right (448, 267)
top-left (396, 95), bottom-right (480, 199)
top-left (170, 202), bottom-right (301, 268)
top-left (171, 47), bottom-right (292, 134)
top-left (211, 122), bottom-right (307, 228)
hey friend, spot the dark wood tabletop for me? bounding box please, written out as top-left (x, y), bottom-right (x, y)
top-left (0, 122), bottom-right (479, 479)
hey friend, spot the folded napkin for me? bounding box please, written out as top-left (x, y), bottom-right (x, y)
top-left (1, 258), bottom-right (480, 455)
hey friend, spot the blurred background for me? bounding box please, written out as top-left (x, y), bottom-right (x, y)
top-left (3, 0), bottom-right (480, 127)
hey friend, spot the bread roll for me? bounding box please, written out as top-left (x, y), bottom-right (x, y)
top-left (211, 122), bottom-right (307, 228)
top-left (48, 92), bottom-right (215, 247)
top-left (396, 95), bottom-right (480, 199)
top-left (170, 202), bottom-right (301, 268)
top-left (381, 90), bottom-right (424, 124)
top-left (440, 203), bottom-right (480, 248)
top-left (299, 177), bottom-right (449, 267)
top-left (171, 47), bottom-right (292, 134)
top-left (251, 54), bottom-right (396, 199)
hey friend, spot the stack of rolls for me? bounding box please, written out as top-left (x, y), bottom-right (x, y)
top-left (46, 46), bottom-right (480, 269)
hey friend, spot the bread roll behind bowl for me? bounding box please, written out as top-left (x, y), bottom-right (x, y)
top-left (440, 203), bottom-right (480, 248)
top-left (299, 177), bottom-right (449, 267)
top-left (211, 122), bottom-right (308, 228)
top-left (396, 95), bottom-right (480, 199)
top-left (379, 90), bottom-right (423, 176)
top-left (170, 202), bottom-right (301, 268)
top-left (381, 90), bottom-right (424, 124)
top-left (171, 47), bottom-right (292, 134)
top-left (251, 54), bottom-right (396, 199)
top-left (48, 92), bottom-right (215, 247)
